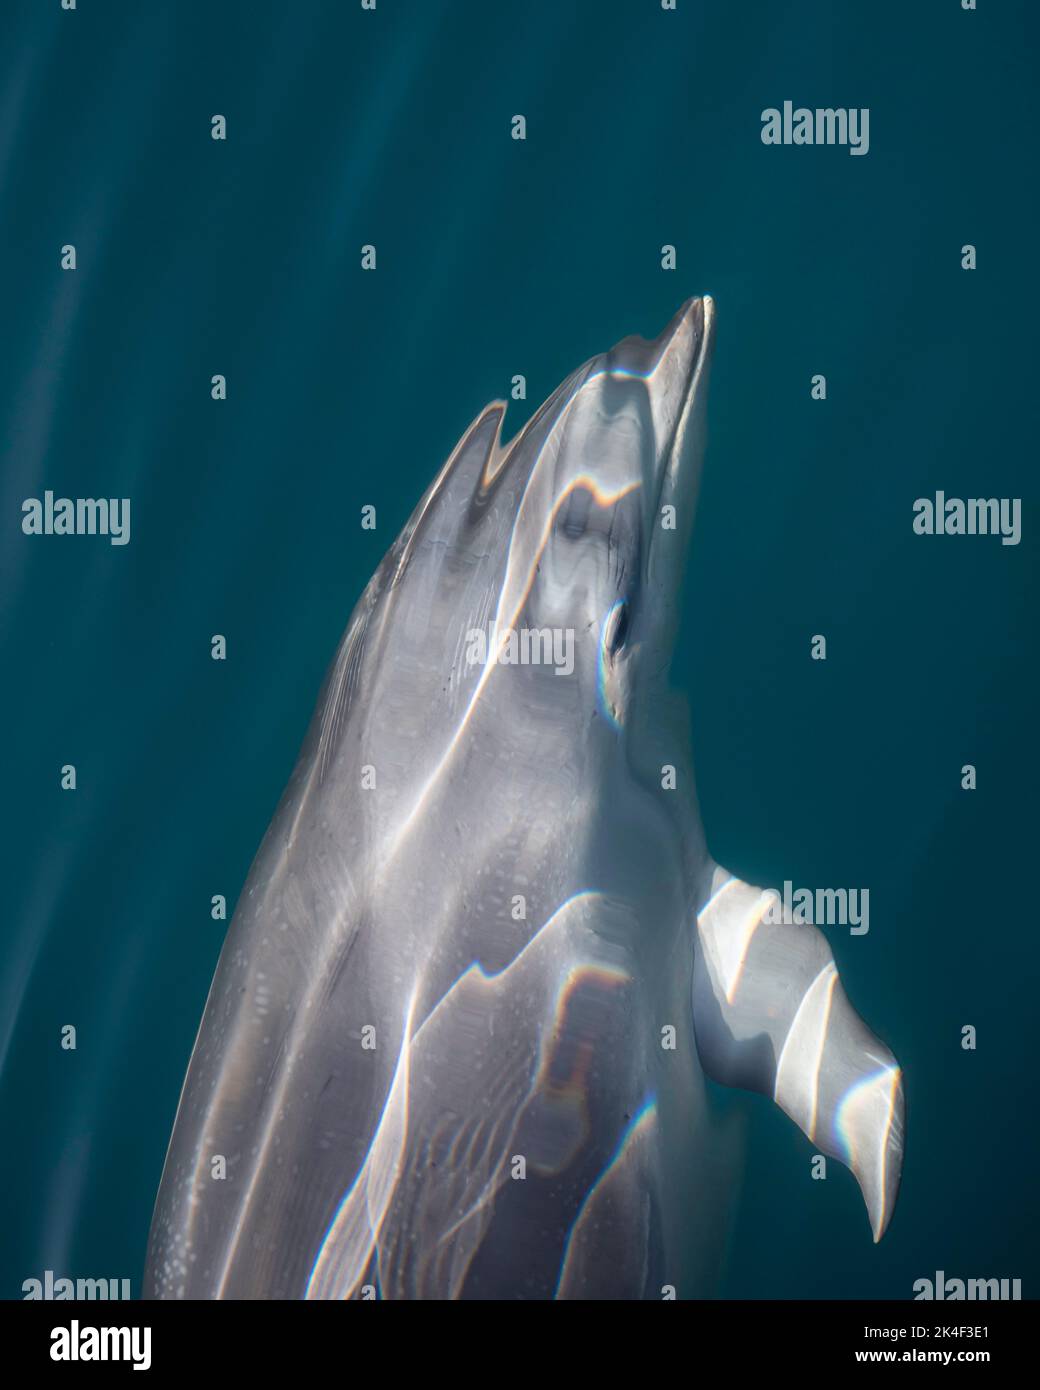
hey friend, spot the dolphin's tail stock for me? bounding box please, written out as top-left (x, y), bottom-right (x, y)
top-left (692, 867), bottom-right (905, 1241)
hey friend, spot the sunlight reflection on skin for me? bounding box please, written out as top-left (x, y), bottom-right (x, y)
top-left (305, 892), bottom-right (626, 1298)
top-left (554, 1095), bottom-right (658, 1298)
top-left (833, 1063), bottom-right (903, 1242)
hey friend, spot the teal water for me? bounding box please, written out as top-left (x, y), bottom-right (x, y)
top-left (2, 0), bottom-right (1036, 1299)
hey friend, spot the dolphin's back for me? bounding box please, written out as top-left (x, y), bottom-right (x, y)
top-left (145, 752), bottom-right (703, 1298)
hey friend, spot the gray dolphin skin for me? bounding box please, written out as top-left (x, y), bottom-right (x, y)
top-left (144, 299), bottom-right (904, 1300)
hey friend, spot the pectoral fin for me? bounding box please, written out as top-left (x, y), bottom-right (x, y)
top-left (692, 867), bottom-right (904, 1241)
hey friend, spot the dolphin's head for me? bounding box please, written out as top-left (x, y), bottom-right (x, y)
top-left (325, 299), bottom-right (714, 823)
top-left (444, 296), bottom-right (715, 763)
top-left (527, 296), bottom-right (715, 736)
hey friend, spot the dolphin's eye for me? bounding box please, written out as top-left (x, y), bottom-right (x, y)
top-left (607, 600), bottom-right (630, 657)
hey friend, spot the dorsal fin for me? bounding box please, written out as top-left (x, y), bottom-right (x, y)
top-left (693, 867), bottom-right (904, 1241)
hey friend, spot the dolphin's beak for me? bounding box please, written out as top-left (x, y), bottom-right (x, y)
top-left (600, 295), bottom-right (714, 550)
top-left (611, 296), bottom-right (714, 588)
top-left (651, 295), bottom-right (714, 514)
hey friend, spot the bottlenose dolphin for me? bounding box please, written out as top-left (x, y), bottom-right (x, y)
top-left (144, 298), bottom-right (904, 1300)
